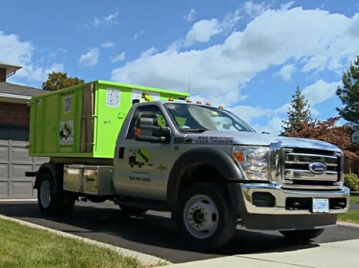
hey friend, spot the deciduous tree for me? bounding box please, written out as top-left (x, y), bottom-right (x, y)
top-left (42, 72), bottom-right (84, 91)
top-left (286, 116), bottom-right (359, 163)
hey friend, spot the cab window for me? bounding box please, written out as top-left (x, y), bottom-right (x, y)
top-left (126, 105), bottom-right (167, 139)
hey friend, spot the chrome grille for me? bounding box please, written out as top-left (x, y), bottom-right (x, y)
top-left (282, 147), bottom-right (341, 186)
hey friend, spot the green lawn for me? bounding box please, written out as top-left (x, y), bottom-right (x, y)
top-left (0, 219), bottom-right (141, 268)
top-left (338, 209), bottom-right (359, 224)
top-left (349, 192), bottom-right (359, 204)
top-left (338, 193), bottom-right (359, 224)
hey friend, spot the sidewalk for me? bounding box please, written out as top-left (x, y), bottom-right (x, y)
top-left (163, 238), bottom-right (359, 268)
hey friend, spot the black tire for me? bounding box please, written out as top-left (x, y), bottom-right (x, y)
top-left (280, 229), bottom-right (324, 242)
top-left (120, 205), bottom-right (147, 216)
top-left (37, 170), bottom-right (75, 216)
top-left (176, 183), bottom-right (237, 250)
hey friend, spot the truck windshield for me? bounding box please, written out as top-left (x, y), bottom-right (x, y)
top-left (164, 103), bottom-right (255, 133)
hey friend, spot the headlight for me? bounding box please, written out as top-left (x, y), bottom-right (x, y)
top-left (232, 146), bottom-right (269, 180)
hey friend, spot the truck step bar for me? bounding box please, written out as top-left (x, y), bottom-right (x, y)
top-left (115, 196), bottom-right (169, 211)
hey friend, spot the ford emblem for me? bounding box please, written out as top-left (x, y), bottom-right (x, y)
top-left (309, 162), bottom-right (327, 174)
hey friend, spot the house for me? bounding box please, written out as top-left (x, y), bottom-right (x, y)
top-left (0, 62), bottom-right (46, 199)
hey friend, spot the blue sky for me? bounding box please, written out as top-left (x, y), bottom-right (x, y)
top-left (1, 0), bottom-right (359, 134)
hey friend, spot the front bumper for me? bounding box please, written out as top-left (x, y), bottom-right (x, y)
top-left (240, 182), bottom-right (350, 215)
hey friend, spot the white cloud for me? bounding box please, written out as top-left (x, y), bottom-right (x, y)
top-left (229, 103), bottom-right (289, 134)
top-left (101, 42), bottom-right (115, 48)
top-left (140, 47), bottom-right (158, 58)
top-left (302, 79), bottom-right (339, 106)
top-left (256, 116), bottom-right (284, 135)
top-left (44, 63), bottom-right (64, 75)
top-left (348, 13), bottom-right (359, 38)
top-left (243, 1), bottom-right (271, 18)
top-left (230, 105), bottom-right (272, 123)
top-left (133, 30), bottom-right (144, 40)
top-left (49, 48), bottom-right (67, 60)
top-left (0, 31), bottom-right (33, 65)
top-left (221, 9), bottom-right (241, 31)
top-left (273, 64), bottom-right (295, 81)
top-left (112, 7), bottom-right (359, 108)
top-left (0, 31), bottom-right (64, 83)
top-left (93, 12), bottom-right (119, 26)
top-left (275, 103), bottom-right (291, 115)
top-left (16, 63), bottom-right (64, 82)
top-left (111, 52), bottom-right (126, 62)
top-left (184, 19), bottom-right (221, 46)
top-left (112, 47), bottom-right (247, 107)
top-left (281, 1), bottom-right (295, 11)
top-left (79, 48), bottom-right (99, 67)
top-left (183, 9), bottom-right (196, 21)
top-left (183, 10), bottom-right (240, 47)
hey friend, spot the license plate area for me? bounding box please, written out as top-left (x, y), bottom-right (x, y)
top-left (312, 198), bottom-right (329, 213)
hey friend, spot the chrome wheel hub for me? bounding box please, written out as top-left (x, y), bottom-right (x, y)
top-left (183, 194), bottom-right (219, 239)
top-left (40, 180), bottom-right (51, 208)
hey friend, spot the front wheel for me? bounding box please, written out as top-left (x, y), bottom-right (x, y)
top-left (177, 183), bottom-right (237, 250)
top-left (280, 229), bottom-right (324, 242)
top-left (37, 170), bottom-right (75, 216)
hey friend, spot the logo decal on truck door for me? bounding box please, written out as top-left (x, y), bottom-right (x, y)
top-left (128, 148), bottom-right (154, 168)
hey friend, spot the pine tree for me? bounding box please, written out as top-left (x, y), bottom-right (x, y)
top-left (282, 85), bottom-right (312, 135)
top-left (336, 55), bottom-right (359, 128)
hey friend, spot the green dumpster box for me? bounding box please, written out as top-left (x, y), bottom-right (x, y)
top-left (29, 80), bottom-right (189, 162)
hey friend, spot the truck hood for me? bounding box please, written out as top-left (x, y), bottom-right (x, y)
top-left (185, 131), bottom-right (342, 152)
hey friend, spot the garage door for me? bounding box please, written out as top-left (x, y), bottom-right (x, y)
top-left (0, 125), bottom-right (47, 199)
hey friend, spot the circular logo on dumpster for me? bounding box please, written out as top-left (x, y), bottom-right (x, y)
top-left (309, 162), bottom-right (327, 174)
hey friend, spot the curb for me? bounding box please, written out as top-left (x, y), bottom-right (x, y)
top-left (0, 199), bottom-right (37, 202)
top-left (0, 214), bottom-right (171, 266)
top-left (337, 221), bottom-right (359, 228)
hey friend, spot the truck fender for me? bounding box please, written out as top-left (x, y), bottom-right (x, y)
top-left (166, 148), bottom-right (243, 209)
top-left (34, 162), bottom-right (63, 193)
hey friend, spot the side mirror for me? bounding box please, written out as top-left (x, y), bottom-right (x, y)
top-left (135, 117), bottom-right (171, 143)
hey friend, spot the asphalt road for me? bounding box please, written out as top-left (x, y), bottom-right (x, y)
top-left (1, 201), bottom-right (359, 264)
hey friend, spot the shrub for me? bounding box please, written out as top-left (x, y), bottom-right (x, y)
top-left (344, 173), bottom-right (359, 191)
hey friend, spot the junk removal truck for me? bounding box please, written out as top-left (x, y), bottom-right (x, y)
top-left (26, 80), bottom-right (350, 249)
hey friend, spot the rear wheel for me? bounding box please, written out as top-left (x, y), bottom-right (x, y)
top-left (37, 170), bottom-right (75, 216)
top-left (177, 183), bottom-right (237, 250)
top-left (280, 229), bottom-right (324, 242)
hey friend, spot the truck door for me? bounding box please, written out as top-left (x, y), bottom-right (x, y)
top-left (114, 105), bottom-right (172, 200)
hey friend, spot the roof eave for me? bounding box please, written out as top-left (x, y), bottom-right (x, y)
top-left (0, 93), bottom-right (31, 104)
